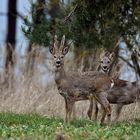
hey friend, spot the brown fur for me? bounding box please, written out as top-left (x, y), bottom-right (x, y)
top-left (107, 81), bottom-right (140, 120)
top-left (87, 50), bottom-right (139, 121)
top-left (50, 35), bottom-right (112, 124)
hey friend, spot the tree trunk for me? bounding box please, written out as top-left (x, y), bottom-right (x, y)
top-left (48, 0), bottom-right (61, 35)
top-left (5, 0), bottom-right (17, 69)
top-left (4, 0), bottom-right (17, 89)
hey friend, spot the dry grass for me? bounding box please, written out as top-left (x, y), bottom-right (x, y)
top-left (0, 45), bottom-right (139, 122)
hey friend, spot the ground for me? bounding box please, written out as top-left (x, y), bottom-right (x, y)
top-left (0, 113), bottom-right (139, 140)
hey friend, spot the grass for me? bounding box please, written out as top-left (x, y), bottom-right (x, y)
top-left (0, 113), bottom-right (139, 139)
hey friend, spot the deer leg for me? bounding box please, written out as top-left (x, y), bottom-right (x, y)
top-left (100, 104), bottom-right (111, 125)
top-left (100, 106), bottom-right (106, 124)
top-left (114, 104), bottom-right (123, 121)
top-left (87, 98), bottom-right (98, 120)
top-left (95, 91), bottom-right (111, 124)
top-left (68, 101), bottom-right (75, 121)
top-left (64, 97), bottom-right (75, 123)
top-left (93, 99), bottom-right (99, 120)
top-left (72, 103), bottom-right (76, 119)
top-left (87, 97), bottom-right (93, 120)
top-left (64, 98), bottom-right (69, 123)
top-left (100, 105), bottom-right (111, 124)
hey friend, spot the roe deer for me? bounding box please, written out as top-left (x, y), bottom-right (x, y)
top-left (106, 81), bottom-right (139, 120)
top-left (87, 50), bottom-right (115, 120)
top-left (49, 35), bottom-right (112, 124)
top-left (87, 49), bottom-right (139, 121)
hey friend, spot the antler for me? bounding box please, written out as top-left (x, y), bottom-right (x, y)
top-left (60, 35), bottom-right (65, 51)
top-left (49, 35), bottom-right (59, 54)
top-left (54, 35), bottom-right (59, 51)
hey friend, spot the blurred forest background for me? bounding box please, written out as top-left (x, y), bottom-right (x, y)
top-left (0, 0), bottom-right (140, 119)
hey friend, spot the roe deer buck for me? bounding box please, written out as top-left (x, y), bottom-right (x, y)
top-left (49, 35), bottom-right (112, 124)
top-left (87, 48), bottom-right (139, 121)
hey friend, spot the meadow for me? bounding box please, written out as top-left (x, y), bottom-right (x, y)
top-left (0, 113), bottom-right (139, 140)
top-left (0, 47), bottom-right (140, 140)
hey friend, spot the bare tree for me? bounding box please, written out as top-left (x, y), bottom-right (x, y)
top-left (5, 0), bottom-right (17, 69)
top-left (4, 0), bottom-right (17, 89)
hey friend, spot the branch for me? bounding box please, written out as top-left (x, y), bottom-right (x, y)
top-left (131, 52), bottom-right (140, 77)
top-left (63, 4), bottom-right (78, 23)
top-left (119, 55), bottom-right (135, 69)
top-left (0, 12), bottom-right (6, 16)
top-left (0, 11), bottom-right (25, 21)
top-left (15, 11), bottom-right (25, 21)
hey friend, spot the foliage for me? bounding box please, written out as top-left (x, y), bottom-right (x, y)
top-left (71, 0), bottom-right (140, 49)
top-left (0, 113), bottom-right (140, 139)
top-left (21, 2), bottom-right (51, 46)
top-left (22, 0), bottom-right (140, 49)
top-left (22, 0), bottom-right (69, 47)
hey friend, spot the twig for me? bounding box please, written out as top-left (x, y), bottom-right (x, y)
top-left (0, 12), bottom-right (25, 21)
top-left (63, 4), bottom-right (78, 23)
top-left (131, 52), bottom-right (140, 77)
top-left (67, 40), bottom-right (73, 46)
top-left (0, 12), bottom-right (6, 16)
top-left (118, 55), bottom-right (135, 69)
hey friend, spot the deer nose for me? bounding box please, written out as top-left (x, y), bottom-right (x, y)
top-left (56, 60), bottom-right (61, 64)
top-left (103, 66), bottom-right (107, 69)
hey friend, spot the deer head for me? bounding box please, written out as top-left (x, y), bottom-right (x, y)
top-left (100, 50), bottom-right (114, 73)
top-left (49, 35), bottom-right (69, 70)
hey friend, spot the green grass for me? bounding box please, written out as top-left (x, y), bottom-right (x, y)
top-left (0, 113), bottom-right (139, 140)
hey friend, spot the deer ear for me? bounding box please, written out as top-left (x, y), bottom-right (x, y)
top-left (62, 46), bottom-right (69, 55)
top-left (109, 52), bottom-right (115, 60)
top-left (100, 49), bottom-right (109, 59)
top-left (104, 51), bottom-right (110, 57)
top-left (49, 46), bottom-right (55, 55)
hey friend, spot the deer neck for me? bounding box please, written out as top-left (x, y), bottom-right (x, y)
top-left (55, 66), bottom-right (66, 86)
top-left (101, 69), bottom-right (109, 74)
top-left (98, 65), bottom-right (115, 88)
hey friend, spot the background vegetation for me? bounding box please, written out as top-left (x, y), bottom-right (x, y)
top-left (22, 0), bottom-right (140, 49)
top-left (0, 0), bottom-right (140, 139)
top-left (21, 0), bottom-right (140, 72)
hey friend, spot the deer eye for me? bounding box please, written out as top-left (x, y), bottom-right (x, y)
top-left (54, 55), bottom-right (57, 58)
top-left (101, 61), bottom-right (103, 63)
top-left (60, 56), bottom-right (64, 59)
top-left (107, 61), bottom-right (110, 63)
